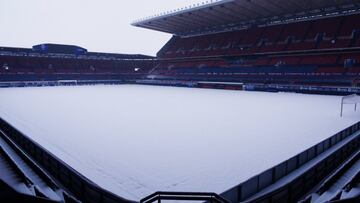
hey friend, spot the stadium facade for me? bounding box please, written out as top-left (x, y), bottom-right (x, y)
top-left (0, 0), bottom-right (360, 203)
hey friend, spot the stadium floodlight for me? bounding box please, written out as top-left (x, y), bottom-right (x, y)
top-left (340, 94), bottom-right (360, 117)
top-left (2, 63), bottom-right (9, 70)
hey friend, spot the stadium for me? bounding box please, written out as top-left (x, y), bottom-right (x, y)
top-left (0, 0), bottom-right (360, 203)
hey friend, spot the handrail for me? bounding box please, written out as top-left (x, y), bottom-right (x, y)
top-left (0, 129), bottom-right (60, 191)
top-left (241, 132), bottom-right (360, 203)
top-left (219, 122), bottom-right (360, 203)
top-left (0, 146), bottom-right (31, 187)
top-left (141, 191), bottom-right (229, 203)
top-left (318, 150), bottom-right (360, 194)
top-left (157, 47), bottom-right (360, 62)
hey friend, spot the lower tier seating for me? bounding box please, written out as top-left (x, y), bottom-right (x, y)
top-left (150, 52), bottom-right (360, 87)
top-left (0, 55), bottom-right (154, 81)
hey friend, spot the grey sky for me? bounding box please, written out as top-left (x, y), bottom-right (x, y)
top-left (0, 0), bottom-right (205, 56)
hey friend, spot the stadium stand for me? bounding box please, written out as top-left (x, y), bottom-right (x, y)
top-left (2, 14), bottom-right (360, 89)
top-left (141, 13), bottom-right (360, 89)
top-left (156, 14), bottom-right (360, 59)
top-left (0, 44), bottom-right (155, 86)
top-left (1, 0), bottom-right (360, 202)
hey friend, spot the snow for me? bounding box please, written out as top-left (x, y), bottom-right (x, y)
top-left (0, 130), bottom-right (62, 201)
top-left (244, 131), bottom-right (360, 202)
top-left (0, 85), bottom-right (359, 201)
top-left (341, 187), bottom-right (360, 199)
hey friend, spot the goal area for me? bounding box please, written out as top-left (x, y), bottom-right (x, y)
top-left (340, 94), bottom-right (360, 117)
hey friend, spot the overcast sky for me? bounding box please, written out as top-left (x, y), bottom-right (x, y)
top-left (0, 0), bottom-right (207, 56)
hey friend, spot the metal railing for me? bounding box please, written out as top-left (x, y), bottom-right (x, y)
top-left (221, 122), bottom-right (360, 203)
top-left (0, 117), bottom-right (135, 203)
top-left (1, 110), bottom-right (359, 203)
top-left (141, 191), bottom-right (229, 203)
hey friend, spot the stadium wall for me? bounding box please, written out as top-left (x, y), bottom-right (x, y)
top-left (0, 115), bottom-right (359, 203)
top-left (0, 79), bottom-right (126, 88)
top-left (0, 117), bottom-right (136, 203)
top-left (221, 122), bottom-right (360, 202)
top-left (136, 79), bottom-right (360, 95)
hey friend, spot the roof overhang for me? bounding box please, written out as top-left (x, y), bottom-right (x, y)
top-left (132, 0), bottom-right (360, 36)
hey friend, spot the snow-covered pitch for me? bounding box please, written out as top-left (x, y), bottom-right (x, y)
top-left (0, 85), bottom-right (358, 201)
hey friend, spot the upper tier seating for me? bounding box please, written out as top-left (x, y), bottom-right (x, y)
top-left (159, 14), bottom-right (360, 59)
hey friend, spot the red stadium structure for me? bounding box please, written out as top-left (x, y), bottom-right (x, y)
top-left (133, 6), bottom-right (360, 93)
top-left (1, 1), bottom-right (360, 203)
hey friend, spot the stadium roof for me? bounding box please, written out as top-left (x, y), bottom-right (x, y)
top-left (132, 0), bottom-right (360, 36)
